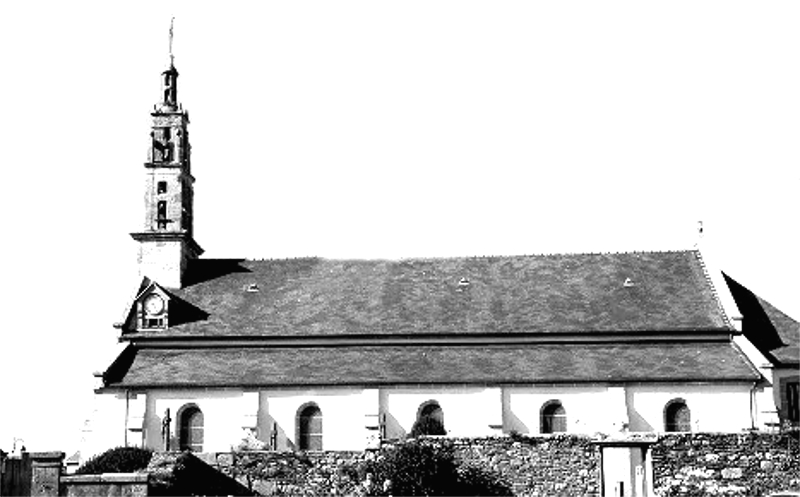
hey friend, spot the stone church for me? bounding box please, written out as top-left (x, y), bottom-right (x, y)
top-left (85, 57), bottom-right (798, 457)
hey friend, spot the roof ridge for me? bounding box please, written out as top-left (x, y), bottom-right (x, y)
top-left (758, 295), bottom-right (800, 326)
top-left (694, 250), bottom-right (733, 329)
top-left (237, 249), bottom-right (699, 264)
top-left (246, 256), bottom-right (321, 262)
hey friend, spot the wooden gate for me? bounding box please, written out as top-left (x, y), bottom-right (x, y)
top-left (1, 452), bottom-right (32, 496)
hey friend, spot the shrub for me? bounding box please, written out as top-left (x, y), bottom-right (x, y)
top-left (455, 464), bottom-right (514, 496)
top-left (409, 416), bottom-right (446, 437)
top-left (367, 441), bottom-right (512, 496)
top-left (75, 446), bottom-right (153, 475)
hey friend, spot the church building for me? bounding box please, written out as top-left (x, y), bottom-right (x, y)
top-left (86, 57), bottom-right (798, 456)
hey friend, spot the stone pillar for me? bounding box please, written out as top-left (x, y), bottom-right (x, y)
top-left (127, 393), bottom-right (146, 447)
top-left (241, 392), bottom-right (259, 432)
top-left (607, 386), bottom-right (630, 432)
top-left (486, 387), bottom-right (504, 435)
top-left (239, 391), bottom-right (264, 448)
top-left (364, 389), bottom-right (381, 449)
top-left (29, 452), bottom-right (64, 497)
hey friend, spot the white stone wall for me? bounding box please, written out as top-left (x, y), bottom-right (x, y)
top-left (626, 383), bottom-right (754, 432)
top-left (142, 168), bottom-right (184, 231)
top-left (79, 392), bottom-right (130, 459)
top-left (505, 385), bottom-right (622, 434)
top-left (90, 381), bottom-right (758, 455)
top-left (136, 239), bottom-right (184, 289)
top-left (381, 386), bottom-right (502, 439)
top-left (263, 388), bottom-right (370, 451)
top-left (143, 389), bottom-right (255, 452)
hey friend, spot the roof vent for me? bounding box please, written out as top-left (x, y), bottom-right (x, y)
top-left (246, 283), bottom-right (260, 293)
top-left (623, 278), bottom-right (634, 288)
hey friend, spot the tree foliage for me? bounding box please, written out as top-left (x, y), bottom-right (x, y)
top-left (409, 416), bottom-right (447, 437)
top-left (75, 446), bottom-right (153, 475)
top-left (366, 441), bottom-right (512, 496)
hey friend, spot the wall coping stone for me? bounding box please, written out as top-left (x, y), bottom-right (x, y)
top-left (29, 452), bottom-right (65, 468)
top-left (592, 433), bottom-right (658, 447)
top-left (61, 473), bottom-right (149, 484)
top-left (28, 452), bottom-right (65, 460)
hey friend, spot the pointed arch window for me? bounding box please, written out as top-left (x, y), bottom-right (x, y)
top-left (664, 399), bottom-right (691, 432)
top-left (178, 404), bottom-right (204, 452)
top-left (298, 404), bottom-right (322, 451)
top-left (541, 400), bottom-right (567, 434)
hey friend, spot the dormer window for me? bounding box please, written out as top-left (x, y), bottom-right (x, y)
top-left (140, 293), bottom-right (168, 329)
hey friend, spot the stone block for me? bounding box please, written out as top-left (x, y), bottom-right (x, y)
top-left (216, 452), bottom-right (234, 467)
top-left (721, 467), bottom-right (743, 479)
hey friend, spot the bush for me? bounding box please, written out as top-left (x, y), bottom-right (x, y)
top-left (409, 416), bottom-right (446, 437)
top-left (455, 464), bottom-right (514, 496)
top-left (75, 446), bottom-right (153, 475)
top-left (366, 441), bottom-right (512, 496)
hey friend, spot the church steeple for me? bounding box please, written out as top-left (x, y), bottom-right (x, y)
top-left (159, 19), bottom-right (180, 111)
top-left (130, 23), bottom-right (203, 289)
top-left (160, 64), bottom-right (180, 111)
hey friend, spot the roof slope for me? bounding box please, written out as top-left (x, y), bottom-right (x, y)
top-left (758, 297), bottom-right (800, 364)
top-left (104, 341), bottom-right (759, 388)
top-left (723, 272), bottom-right (800, 366)
top-left (135, 250), bottom-right (729, 338)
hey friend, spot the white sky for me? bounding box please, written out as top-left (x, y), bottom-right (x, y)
top-left (0, 1), bottom-right (797, 454)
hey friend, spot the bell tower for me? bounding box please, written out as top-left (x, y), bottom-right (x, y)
top-left (130, 27), bottom-right (203, 288)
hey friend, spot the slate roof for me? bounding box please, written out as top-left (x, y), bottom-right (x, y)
top-left (103, 341), bottom-right (759, 388)
top-left (759, 298), bottom-right (800, 365)
top-left (723, 272), bottom-right (799, 366)
top-left (131, 250), bottom-right (729, 338)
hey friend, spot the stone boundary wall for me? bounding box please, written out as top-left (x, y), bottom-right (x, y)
top-left (203, 435), bottom-right (600, 496)
top-left (147, 451), bottom-right (253, 496)
top-left (49, 432), bottom-right (799, 496)
top-left (60, 473), bottom-right (148, 497)
top-left (652, 432), bottom-right (799, 496)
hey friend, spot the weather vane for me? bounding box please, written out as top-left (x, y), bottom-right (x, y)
top-left (169, 17), bottom-right (175, 65)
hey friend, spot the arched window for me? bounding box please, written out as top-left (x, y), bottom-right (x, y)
top-left (664, 399), bottom-right (691, 432)
top-left (411, 401), bottom-right (446, 437)
top-left (298, 404), bottom-right (323, 450)
top-left (178, 404), bottom-right (204, 452)
top-left (541, 401), bottom-right (567, 434)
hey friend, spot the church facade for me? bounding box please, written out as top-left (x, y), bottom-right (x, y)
top-left (86, 59), bottom-right (798, 457)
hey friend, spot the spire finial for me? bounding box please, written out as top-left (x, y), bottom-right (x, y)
top-left (694, 220), bottom-right (704, 248)
top-left (168, 17), bottom-right (175, 66)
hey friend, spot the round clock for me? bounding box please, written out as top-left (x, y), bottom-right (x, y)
top-left (144, 294), bottom-right (165, 315)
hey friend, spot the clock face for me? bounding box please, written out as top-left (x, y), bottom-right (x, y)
top-left (144, 294), bottom-right (165, 315)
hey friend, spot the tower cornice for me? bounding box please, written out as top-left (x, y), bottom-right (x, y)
top-left (130, 231), bottom-right (204, 257)
top-left (151, 108), bottom-right (188, 118)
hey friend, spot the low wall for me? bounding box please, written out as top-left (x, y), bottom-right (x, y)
top-left (652, 432), bottom-right (800, 496)
top-left (55, 432), bottom-right (799, 496)
top-left (60, 473), bottom-right (148, 497)
top-left (205, 435), bottom-right (600, 496)
top-left (147, 451), bottom-right (253, 496)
